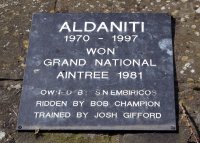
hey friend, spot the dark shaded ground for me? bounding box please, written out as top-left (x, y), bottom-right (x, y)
top-left (0, 0), bottom-right (200, 143)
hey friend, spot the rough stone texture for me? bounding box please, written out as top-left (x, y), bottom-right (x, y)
top-left (0, 0), bottom-right (200, 143)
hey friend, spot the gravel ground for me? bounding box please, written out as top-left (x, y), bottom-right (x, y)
top-left (0, 0), bottom-right (200, 143)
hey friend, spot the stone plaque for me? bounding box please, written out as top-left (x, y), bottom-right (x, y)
top-left (17, 13), bottom-right (176, 131)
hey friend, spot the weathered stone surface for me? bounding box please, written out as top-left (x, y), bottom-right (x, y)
top-left (0, 0), bottom-right (200, 143)
top-left (0, 0), bottom-right (55, 79)
top-left (122, 133), bottom-right (179, 143)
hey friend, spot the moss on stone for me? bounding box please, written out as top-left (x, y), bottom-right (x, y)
top-left (36, 133), bottom-right (118, 143)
